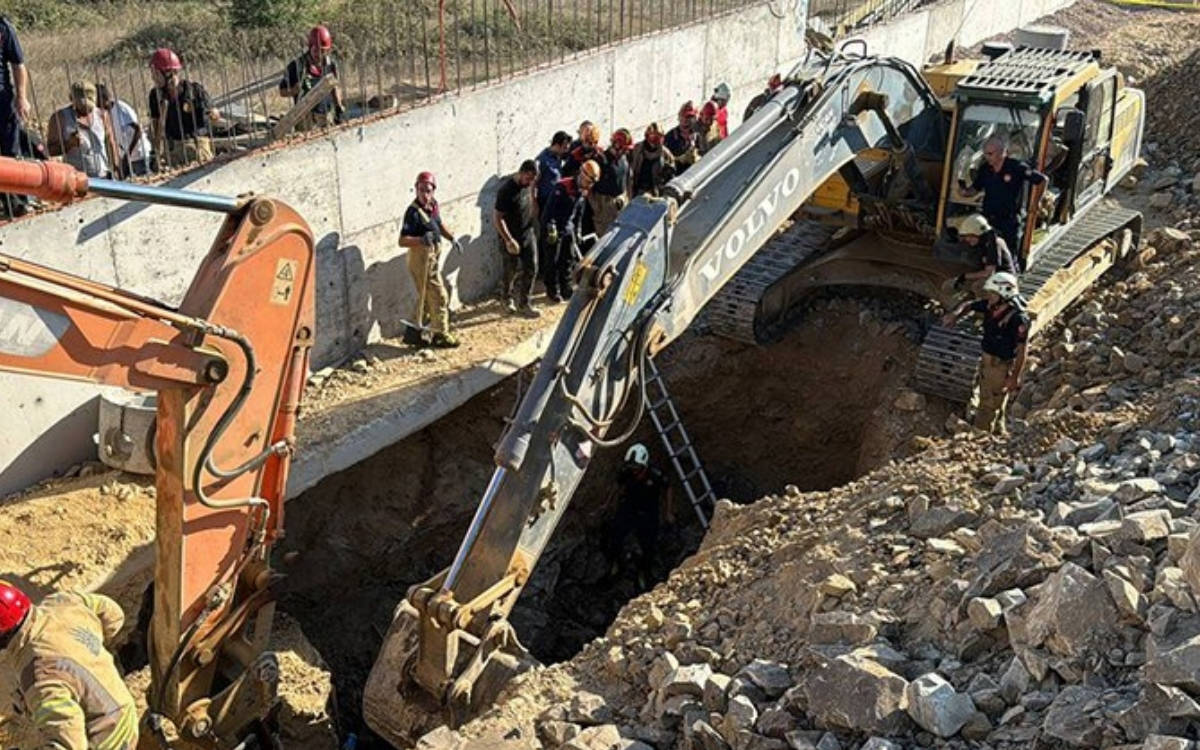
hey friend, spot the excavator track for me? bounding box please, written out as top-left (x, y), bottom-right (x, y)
top-left (706, 219), bottom-right (838, 343)
top-left (915, 203), bottom-right (1143, 403)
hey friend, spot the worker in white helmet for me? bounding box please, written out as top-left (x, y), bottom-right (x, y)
top-left (948, 214), bottom-right (1018, 297)
top-left (606, 443), bottom-right (674, 588)
top-left (942, 272), bottom-right (1029, 436)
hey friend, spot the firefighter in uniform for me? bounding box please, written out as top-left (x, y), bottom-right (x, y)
top-left (942, 272), bottom-right (1029, 436)
top-left (0, 583), bottom-right (138, 750)
top-left (399, 170), bottom-right (463, 348)
top-left (607, 444), bottom-right (674, 588)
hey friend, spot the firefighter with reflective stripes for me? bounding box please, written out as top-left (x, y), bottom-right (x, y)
top-left (0, 583), bottom-right (138, 750)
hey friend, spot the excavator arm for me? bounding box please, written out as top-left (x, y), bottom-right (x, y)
top-left (0, 159), bottom-right (316, 748)
top-left (364, 46), bottom-right (946, 745)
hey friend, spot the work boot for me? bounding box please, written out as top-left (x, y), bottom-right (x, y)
top-left (518, 304), bottom-right (541, 319)
top-left (545, 291), bottom-right (562, 304)
top-left (504, 299), bottom-right (518, 315)
top-left (431, 331), bottom-right (460, 348)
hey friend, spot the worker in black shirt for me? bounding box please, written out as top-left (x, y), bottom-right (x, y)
top-left (147, 47), bottom-right (220, 169)
top-left (942, 272), bottom-right (1029, 436)
top-left (949, 214), bottom-right (1017, 297)
top-left (607, 443), bottom-right (674, 588)
top-left (493, 159), bottom-right (541, 318)
top-left (399, 171), bottom-right (462, 348)
top-left (959, 136), bottom-right (1046, 268)
top-left (279, 25), bottom-right (345, 131)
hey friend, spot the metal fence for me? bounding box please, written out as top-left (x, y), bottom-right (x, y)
top-left (4, 0), bottom-right (931, 217)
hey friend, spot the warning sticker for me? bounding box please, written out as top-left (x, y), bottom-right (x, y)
top-left (270, 259), bottom-right (298, 305)
top-left (623, 260), bottom-right (648, 306)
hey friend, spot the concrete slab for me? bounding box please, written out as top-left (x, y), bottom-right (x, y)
top-left (861, 9), bottom-right (931, 66)
top-left (923, 0), bottom-right (966, 62)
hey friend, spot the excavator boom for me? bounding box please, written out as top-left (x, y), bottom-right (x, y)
top-left (0, 157), bottom-right (316, 748)
top-left (364, 46), bottom-right (948, 745)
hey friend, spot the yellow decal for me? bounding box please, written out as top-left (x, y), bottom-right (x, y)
top-left (624, 261), bottom-right (648, 305)
top-left (270, 259), bottom-right (298, 305)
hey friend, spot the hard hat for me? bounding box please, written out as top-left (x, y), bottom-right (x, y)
top-left (415, 171), bottom-right (437, 189)
top-left (712, 82), bottom-right (732, 103)
top-left (579, 160), bottom-right (601, 182)
top-left (644, 123), bottom-right (664, 146)
top-left (625, 443), bottom-right (649, 467)
top-left (150, 48), bottom-right (183, 73)
top-left (700, 101), bottom-right (718, 122)
top-left (611, 128), bottom-right (633, 153)
top-left (580, 123), bottom-right (601, 147)
top-left (0, 582), bottom-right (31, 636)
top-left (768, 73), bottom-right (783, 91)
top-left (981, 271), bottom-right (1020, 300)
top-left (959, 214), bottom-right (991, 237)
top-left (679, 101), bottom-right (698, 120)
top-left (309, 24), bottom-right (333, 51)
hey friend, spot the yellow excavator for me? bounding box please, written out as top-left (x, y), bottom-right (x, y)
top-left (363, 40), bottom-right (1145, 744)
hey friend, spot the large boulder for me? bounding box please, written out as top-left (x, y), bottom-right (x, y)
top-left (799, 652), bottom-right (910, 734)
top-left (1042, 686), bottom-right (1105, 747)
top-left (1015, 562), bottom-right (1119, 658)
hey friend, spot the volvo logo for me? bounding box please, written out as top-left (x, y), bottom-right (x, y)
top-left (697, 167), bottom-right (802, 288)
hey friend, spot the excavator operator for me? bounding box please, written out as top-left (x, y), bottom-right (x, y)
top-left (0, 582), bottom-right (138, 750)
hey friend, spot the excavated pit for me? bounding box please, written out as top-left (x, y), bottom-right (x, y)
top-left (277, 289), bottom-right (950, 747)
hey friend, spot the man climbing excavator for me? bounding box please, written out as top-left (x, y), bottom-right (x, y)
top-left (0, 157), bottom-right (315, 748)
top-left (364, 38), bottom-right (1145, 747)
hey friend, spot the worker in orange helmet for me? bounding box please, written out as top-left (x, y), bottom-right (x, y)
top-left (147, 47), bottom-right (220, 169)
top-left (629, 123), bottom-right (675, 198)
top-left (0, 582), bottom-right (138, 750)
top-left (564, 121), bottom-right (604, 178)
top-left (399, 171), bottom-right (463, 348)
top-left (541, 159), bottom-right (601, 302)
top-left (279, 24), bottom-right (347, 130)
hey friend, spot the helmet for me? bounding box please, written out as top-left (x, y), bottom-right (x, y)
top-left (712, 82), bottom-right (731, 103)
top-left (644, 123), bottom-right (664, 147)
top-left (415, 171), bottom-right (437, 189)
top-left (678, 101), bottom-right (698, 120)
top-left (580, 123), bottom-right (601, 147)
top-left (625, 443), bottom-right (649, 467)
top-left (959, 213), bottom-right (991, 237)
top-left (700, 101), bottom-right (718, 123)
top-left (768, 73), bottom-right (783, 91)
top-left (981, 272), bottom-right (1020, 301)
top-left (0, 582), bottom-right (31, 636)
top-left (150, 48), bottom-right (182, 73)
top-left (579, 160), bottom-right (601, 182)
top-left (611, 128), bottom-right (633, 153)
top-left (308, 25), bottom-right (333, 57)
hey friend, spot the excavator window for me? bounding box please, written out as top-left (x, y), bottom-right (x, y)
top-left (946, 102), bottom-right (1042, 226)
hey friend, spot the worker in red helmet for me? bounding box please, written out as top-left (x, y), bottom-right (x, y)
top-left (664, 101), bottom-right (700, 173)
top-left (697, 100), bottom-right (722, 156)
top-left (629, 123), bottom-right (675, 198)
top-left (0, 582), bottom-right (138, 750)
top-left (744, 72), bottom-right (784, 121)
top-left (398, 171), bottom-right (463, 348)
top-left (588, 127), bottom-right (633, 236)
top-left (279, 25), bottom-right (346, 132)
top-left (147, 47), bottom-right (220, 169)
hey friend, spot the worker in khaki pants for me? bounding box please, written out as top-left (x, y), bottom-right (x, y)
top-left (942, 272), bottom-right (1030, 436)
top-left (399, 171), bottom-right (463, 348)
top-left (0, 583), bottom-right (138, 750)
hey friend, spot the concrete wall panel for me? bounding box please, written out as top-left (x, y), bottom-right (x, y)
top-left (0, 0), bottom-right (1078, 494)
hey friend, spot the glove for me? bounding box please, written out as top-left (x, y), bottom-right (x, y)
top-left (423, 231), bottom-right (439, 248)
top-left (504, 237), bottom-right (520, 256)
top-left (451, 239), bottom-right (463, 254)
top-left (953, 274), bottom-right (965, 291)
top-left (546, 226), bottom-right (559, 246)
top-left (615, 195), bottom-right (628, 210)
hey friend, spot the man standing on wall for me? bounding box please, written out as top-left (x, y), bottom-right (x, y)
top-left (494, 159), bottom-right (541, 318)
top-left (399, 171), bottom-right (463, 348)
top-left (147, 47), bottom-right (221, 169)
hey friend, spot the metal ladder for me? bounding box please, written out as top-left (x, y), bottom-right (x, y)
top-left (643, 357), bottom-right (714, 528)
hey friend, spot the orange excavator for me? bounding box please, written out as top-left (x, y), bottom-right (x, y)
top-left (0, 158), bottom-right (315, 748)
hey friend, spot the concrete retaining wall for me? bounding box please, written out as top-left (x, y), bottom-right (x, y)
top-left (0, 0), bottom-right (1075, 495)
